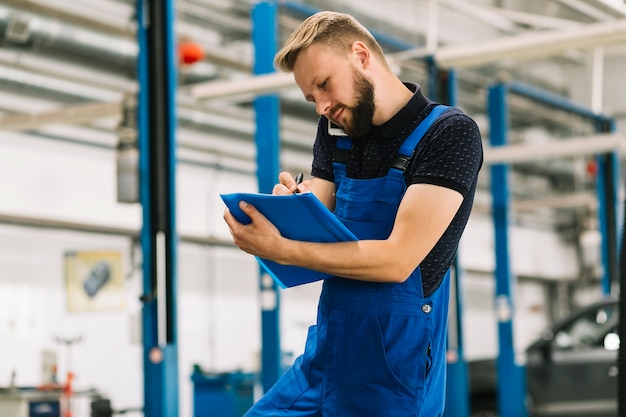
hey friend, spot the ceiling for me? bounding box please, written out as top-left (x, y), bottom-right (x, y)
top-left (1, 0), bottom-right (624, 126)
top-left (0, 0), bottom-right (625, 238)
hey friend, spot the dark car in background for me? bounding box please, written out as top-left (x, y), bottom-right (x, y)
top-left (469, 297), bottom-right (620, 417)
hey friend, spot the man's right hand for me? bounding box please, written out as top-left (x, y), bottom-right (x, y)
top-left (273, 171), bottom-right (309, 195)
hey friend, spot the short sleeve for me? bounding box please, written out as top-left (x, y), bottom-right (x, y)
top-left (408, 110), bottom-right (483, 197)
top-left (311, 116), bottom-right (337, 182)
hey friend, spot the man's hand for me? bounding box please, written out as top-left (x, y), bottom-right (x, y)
top-left (223, 200), bottom-right (285, 260)
top-left (273, 171), bottom-right (311, 195)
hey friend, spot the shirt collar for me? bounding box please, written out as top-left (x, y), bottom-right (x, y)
top-left (369, 82), bottom-right (431, 139)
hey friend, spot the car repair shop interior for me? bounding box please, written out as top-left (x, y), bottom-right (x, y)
top-left (0, 0), bottom-right (625, 416)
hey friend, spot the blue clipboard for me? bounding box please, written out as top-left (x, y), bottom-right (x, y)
top-left (220, 192), bottom-right (358, 288)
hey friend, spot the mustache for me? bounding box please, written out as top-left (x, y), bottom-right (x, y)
top-left (329, 105), bottom-right (343, 122)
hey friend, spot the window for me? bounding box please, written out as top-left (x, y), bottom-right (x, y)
top-left (552, 303), bottom-right (619, 350)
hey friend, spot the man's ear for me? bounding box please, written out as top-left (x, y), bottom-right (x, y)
top-left (351, 41), bottom-right (371, 69)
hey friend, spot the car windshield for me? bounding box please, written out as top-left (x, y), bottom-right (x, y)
top-left (552, 303), bottom-right (619, 350)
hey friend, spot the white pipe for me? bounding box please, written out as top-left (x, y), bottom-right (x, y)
top-left (554, 0), bottom-right (615, 22)
top-left (588, 0), bottom-right (626, 17)
top-left (440, 0), bottom-right (517, 33)
top-left (426, 0), bottom-right (439, 52)
top-left (0, 212), bottom-right (235, 247)
top-left (590, 47), bottom-right (605, 113)
top-left (0, 5), bottom-right (138, 68)
top-left (483, 133), bottom-right (625, 165)
top-left (435, 19), bottom-right (626, 68)
top-left (1, 0), bottom-right (133, 37)
top-left (478, 5), bottom-right (582, 30)
top-left (513, 192), bottom-right (598, 212)
top-left (0, 65), bottom-right (123, 102)
top-left (0, 101), bottom-right (123, 130)
top-left (188, 72), bottom-right (295, 100)
top-left (386, 46), bottom-right (431, 64)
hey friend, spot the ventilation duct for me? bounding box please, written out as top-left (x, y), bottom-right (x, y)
top-left (0, 5), bottom-right (137, 72)
top-left (0, 5), bottom-right (220, 83)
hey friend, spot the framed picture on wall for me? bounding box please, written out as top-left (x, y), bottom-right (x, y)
top-left (64, 250), bottom-right (125, 312)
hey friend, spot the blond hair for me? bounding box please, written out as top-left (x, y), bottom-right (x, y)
top-left (274, 11), bottom-right (387, 72)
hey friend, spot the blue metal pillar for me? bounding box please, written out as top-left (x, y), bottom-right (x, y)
top-left (252, 1), bottom-right (282, 392)
top-left (508, 81), bottom-right (620, 297)
top-left (488, 83), bottom-right (528, 417)
top-left (136, 0), bottom-right (179, 416)
top-left (444, 69), bottom-right (458, 107)
top-left (426, 56), bottom-right (443, 103)
top-left (444, 258), bottom-right (471, 417)
top-left (487, 80), bottom-right (620, 416)
top-left (594, 117), bottom-right (620, 296)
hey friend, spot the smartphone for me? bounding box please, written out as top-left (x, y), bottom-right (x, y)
top-left (328, 119), bottom-right (348, 136)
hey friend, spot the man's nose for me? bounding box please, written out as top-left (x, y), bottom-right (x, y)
top-left (315, 97), bottom-right (331, 116)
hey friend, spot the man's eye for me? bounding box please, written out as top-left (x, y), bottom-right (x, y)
top-left (320, 80), bottom-right (328, 89)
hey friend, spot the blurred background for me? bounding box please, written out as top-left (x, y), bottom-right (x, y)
top-left (0, 1), bottom-right (625, 416)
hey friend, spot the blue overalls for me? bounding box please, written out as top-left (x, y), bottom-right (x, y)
top-left (245, 105), bottom-right (451, 417)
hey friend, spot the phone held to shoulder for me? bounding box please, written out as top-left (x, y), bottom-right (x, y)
top-left (328, 119), bottom-right (348, 136)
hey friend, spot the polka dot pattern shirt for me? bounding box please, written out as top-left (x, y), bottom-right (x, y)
top-left (311, 83), bottom-right (484, 297)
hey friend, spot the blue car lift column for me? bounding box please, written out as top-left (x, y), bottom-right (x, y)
top-left (592, 119), bottom-right (619, 297)
top-left (252, 1), bottom-right (282, 392)
top-left (488, 81), bottom-right (620, 417)
top-left (488, 83), bottom-right (528, 417)
top-left (136, 0), bottom-right (179, 416)
top-left (505, 81), bottom-right (620, 297)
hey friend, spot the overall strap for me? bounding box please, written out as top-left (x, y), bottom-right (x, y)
top-left (389, 105), bottom-right (449, 172)
top-left (333, 136), bottom-right (353, 164)
top-left (331, 136), bottom-right (352, 188)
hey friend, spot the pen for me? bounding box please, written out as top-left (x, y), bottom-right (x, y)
top-left (294, 172), bottom-right (304, 194)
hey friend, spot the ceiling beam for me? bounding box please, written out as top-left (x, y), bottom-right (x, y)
top-left (0, 101), bottom-right (122, 131)
top-left (440, 0), bottom-right (518, 33)
top-left (513, 192), bottom-right (598, 212)
top-left (478, 5), bottom-right (582, 30)
top-left (186, 72), bottom-right (295, 100)
top-left (1, 0), bottom-right (134, 38)
top-left (483, 133), bottom-right (625, 165)
top-left (554, 0), bottom-right (616, 21)
top-left (435, 18), bottom-right (626, 68)
top-left (590, 0), bottom-right (626, 17)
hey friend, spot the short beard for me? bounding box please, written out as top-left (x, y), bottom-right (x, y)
top-left (344, 71), bottom-right (375, 139)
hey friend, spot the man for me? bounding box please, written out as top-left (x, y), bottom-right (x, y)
top-left (224, 11), bottom-right (483, 417)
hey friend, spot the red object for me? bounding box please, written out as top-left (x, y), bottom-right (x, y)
top-left (178, 41), bottom-right (204, 65)
top-left (62, 372), bottom-right (74, 417)
top-left (586, 160), bottom-right (598, 177)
